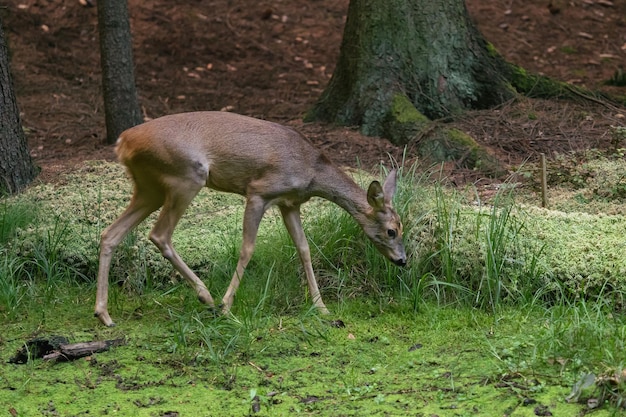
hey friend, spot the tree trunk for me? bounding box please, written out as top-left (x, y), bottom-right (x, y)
top-left (0, 17), bottom-right (39, 195)
top-left (307, 0), bottom-right (514, 146)
top-left (98, 0), bottom-right (142, 144)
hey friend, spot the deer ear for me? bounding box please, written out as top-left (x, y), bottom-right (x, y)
top-left (382, 169), bottom-right (397, 206)
top-left (367, 180), bottom-right (385, 211)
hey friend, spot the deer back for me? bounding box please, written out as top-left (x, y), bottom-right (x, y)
top-left (116, 111), bottom-right (325, 198)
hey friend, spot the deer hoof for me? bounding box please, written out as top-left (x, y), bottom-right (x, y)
top-left (206, 305), bottom-right (221, 317)
top-left (219, 303), bottom-right (233, 316)
top-left (197, 292), bottom-right (214, 306)
top-left (317, 306), bottom-right (331, 315)
top-left (94, 310), bottom-right (116, 327)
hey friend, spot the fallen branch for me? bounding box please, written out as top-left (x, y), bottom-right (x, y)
top-left (9, 336), bottom-right (125, 363)
top-left (43, 339), bottom-right (126, 361)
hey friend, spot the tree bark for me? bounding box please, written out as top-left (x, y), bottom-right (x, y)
top-left (98, 0), bottom-right (142, 144)
top-left (0, 17), bottom-right (39, 195)
top-left (307, 0), bottom-right (514, 146)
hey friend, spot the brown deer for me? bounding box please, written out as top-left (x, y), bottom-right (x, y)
top-left (94, 111), bottom-right (406, 326)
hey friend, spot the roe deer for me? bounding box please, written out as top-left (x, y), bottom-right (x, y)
top-left (94, 111), bottom-right (406, 326)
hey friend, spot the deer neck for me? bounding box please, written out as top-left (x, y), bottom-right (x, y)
top-left (312, 164), bottom-right (372, 221)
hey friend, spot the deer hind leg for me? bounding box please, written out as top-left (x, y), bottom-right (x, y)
top-left (221, 195), bottom-right (267, 315)
top-left (279, 204), bottom-right (330, 314)
top-left (95, 191), bottom-right (163, 327)
top-left (148, 178), bottom-right (215, 308)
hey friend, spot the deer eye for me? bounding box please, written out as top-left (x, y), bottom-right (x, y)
top-left (387, 229), bottom-right (397, 238)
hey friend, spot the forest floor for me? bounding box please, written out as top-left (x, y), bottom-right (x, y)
top-left (3, 2), bottom-right (626, 416)
top-left (3, 0), bottom-right (625, 186)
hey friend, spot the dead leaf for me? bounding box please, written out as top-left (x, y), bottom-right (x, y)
top-left (347, 333), bottom-right (356, 340)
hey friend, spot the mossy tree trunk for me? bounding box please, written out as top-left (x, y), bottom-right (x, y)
top-left (97, 0), bottom-right (142, 144)
top-left (0, 17), bottom-right (39, 195)
top-left (309, 0), bottom-right (514, 142)
top-left (307, 0), bottom-right (568, 174)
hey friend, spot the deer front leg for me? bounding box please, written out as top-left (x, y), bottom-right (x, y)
top-left (279, 205), bottom-right (330, 314)
top-left (221, 196), bottom-right (267, 314)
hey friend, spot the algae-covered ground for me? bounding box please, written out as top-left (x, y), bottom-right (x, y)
top-left (2, 160), bottom-right (626, 416)
top-left (0, 297), bottom-right (610, 417)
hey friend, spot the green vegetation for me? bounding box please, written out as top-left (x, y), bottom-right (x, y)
top-left (1, 158), bottom-right (626, 415)
top-left (383, 94), bottom-right (504, 175)
top-left (560, 45), bottom-right (578, 55)
top-left (606, 68), bottom-right (626, 87)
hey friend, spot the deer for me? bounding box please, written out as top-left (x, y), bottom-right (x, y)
top-left (94, 111), bottom-right (406, 327)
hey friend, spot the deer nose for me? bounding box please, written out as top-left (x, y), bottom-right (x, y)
top-left (393, 257), bottom-right (407, 267)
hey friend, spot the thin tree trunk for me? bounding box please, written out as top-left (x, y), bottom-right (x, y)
top-left (0, 17), bottom-right (38, 194)
top-left (98, 0), bottom-right (142, 144)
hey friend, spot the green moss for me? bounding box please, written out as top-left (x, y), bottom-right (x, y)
top-left (378, 94), bottom-right (505, 175)
top-left (505, 63), bottom-right (620, 107)
top-left (1, 299), bottom-right (613, 416)
top-left (485, 42), bottom-right (501, 58)
top-left (509, 66), bottom-right (533, 91)
top-left (446, 126), bottom-right (478, 148)
top-left (381, 93), bottom-right (430, 146)
top-left (560, 45), bottom-right (578, 54)
top-left (389, 94), bottom-right (429, 125)
top-left (508, 64), bottom-right (571, 98)
top-left (418, 127), bottom-right (505, 176)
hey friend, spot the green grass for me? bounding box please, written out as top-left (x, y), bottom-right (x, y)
top-left (1, 288), bottom-right (622, 416)
top-left (1, 160), bottom-right (626, 415)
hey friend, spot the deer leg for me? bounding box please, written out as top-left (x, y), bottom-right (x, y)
top-left (279, 205), bottom-right (330, 314)
top-left (221, 196), bottom-right (267, 314)
top-left (95, 193), bottom-right (162, 327)
top-left (148, 182), bottom-right (215, 308)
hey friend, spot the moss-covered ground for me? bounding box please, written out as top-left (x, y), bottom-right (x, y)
top-left (1, 294), bottom-right (612, 417)
top-left (2, 160), bottom-right (626, 416)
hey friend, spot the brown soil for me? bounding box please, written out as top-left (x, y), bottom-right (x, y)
top-left (3, 0), bottom-right (626, 184)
